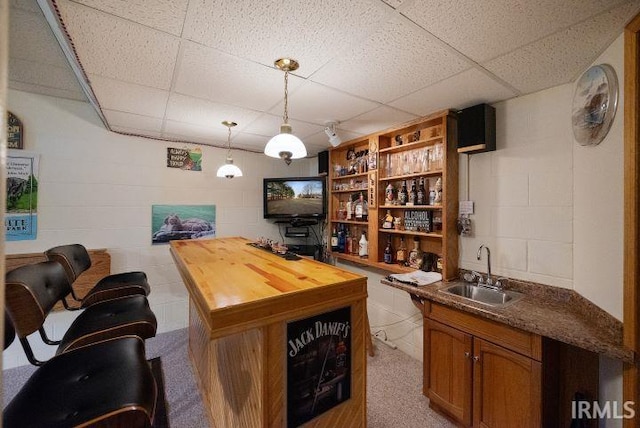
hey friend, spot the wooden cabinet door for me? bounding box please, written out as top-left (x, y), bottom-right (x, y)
top-left (425, 319), bottom-right (473, 426)
top-left (472, 338), bottom-right (542, 428)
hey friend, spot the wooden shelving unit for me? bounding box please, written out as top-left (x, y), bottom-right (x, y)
top-left (328, 110), bottom-right (459, 280)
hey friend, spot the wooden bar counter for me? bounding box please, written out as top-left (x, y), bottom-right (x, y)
top-left (170, 237), bottom-right (368, 427)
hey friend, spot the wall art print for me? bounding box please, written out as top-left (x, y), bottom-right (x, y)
top-left (151, 204), bottom-right (215, 244)
top-left (166, 147), bottom-right (202, 171)
top-left (6, 151), bottom-right (39, 241)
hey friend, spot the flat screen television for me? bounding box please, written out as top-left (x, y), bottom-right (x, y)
top-left (263, 176), bottom-right (327, 219)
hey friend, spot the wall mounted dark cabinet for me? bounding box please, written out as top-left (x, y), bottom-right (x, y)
top-left (457, 103), bottom-right (496, 154)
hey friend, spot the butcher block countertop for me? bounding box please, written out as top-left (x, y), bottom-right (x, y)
top-left (170, 237), bottom-right (367, 338)
top-left (382, 276), bottom-right (634, 363)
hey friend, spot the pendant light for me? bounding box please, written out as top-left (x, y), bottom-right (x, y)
top-left (264, 58), bottom-right (307, 165)
top-left (216, 121), bottom-right (243, 179)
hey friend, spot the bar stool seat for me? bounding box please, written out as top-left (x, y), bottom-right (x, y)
top-left (3, 335), bottom-right (157, 428)
top-left (45, 244), bottom-right (150, 308)
top-left (56, 295), bottom-right (157, 355)
top-left (5, 261), bottom-right (157, 365)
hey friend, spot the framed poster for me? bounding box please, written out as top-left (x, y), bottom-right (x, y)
top-left (7, 112), bottom-right (23, 150)
top-left (287, 306), bottom-right (351, 427)
top-left (6, 151), bottom-right (39, 240)
top-left (151, 204), bottom-right (215, 244)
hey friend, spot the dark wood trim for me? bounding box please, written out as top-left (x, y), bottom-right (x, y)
top-left (624, 12), bottom-right (640, 428)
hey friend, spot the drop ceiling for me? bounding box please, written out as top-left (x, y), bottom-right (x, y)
top-left (8, 0), bottom-right (640, 156)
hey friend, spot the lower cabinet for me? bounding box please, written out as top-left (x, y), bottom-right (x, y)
top-left (424, 302), bottom-right (598, 428)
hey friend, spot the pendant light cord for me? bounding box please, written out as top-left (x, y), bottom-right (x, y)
top-left (283, 70), bottom-right (289, 124)
top-left (226, 125), bottom-right (232, 157)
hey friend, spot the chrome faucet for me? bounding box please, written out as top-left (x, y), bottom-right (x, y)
top-left (477, 245), bottom-right (493, 286)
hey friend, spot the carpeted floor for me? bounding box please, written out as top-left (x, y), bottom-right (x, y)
top-left (4, 329), bottom-right (454, 427)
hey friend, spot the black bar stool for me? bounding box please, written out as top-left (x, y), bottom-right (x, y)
top-left (3, 313), bottom-right (157, 428)
top-left (45, 244), bottom-right (151, 308)
top-left (5, 261), bottom-right (157, 366)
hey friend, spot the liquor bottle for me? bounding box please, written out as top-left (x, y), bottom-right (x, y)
top-left (345, 227), bottom-right (352, 254)
top-left (346, 198), bottom-right (353, 220)
top-left (338, 225), bottom-right (345, 253)
top-left (331, 227), bottom-right (338, 251)
top-left (358, 231), bottom-right (368, 258)
top-left (408, 179), bottom-right (417, 206)
top-left (383, 236), bottom-right (394, 264)
top-left (396, 237), bottom-right (407, 265)
top-left (417, 177), bottom-right (427, 205)
top-left (355, 192), bottom-right (363, 220)
top-left (398, 180), bottom-right (408, 206)
top-left (351, 228), bottom-right (358, 255)
top-left (408, 237), bottom-right (423, 269)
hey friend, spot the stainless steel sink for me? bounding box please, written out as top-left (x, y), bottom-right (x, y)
top-left (440, 283), bottom-right (524, 307)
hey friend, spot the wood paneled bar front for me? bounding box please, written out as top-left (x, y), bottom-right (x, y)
top-left (170, 237), bottom-right (368, 427)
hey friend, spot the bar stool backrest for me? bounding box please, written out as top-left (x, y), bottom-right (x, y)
top-left (45, 244), bottom-right (92, 284)
top-left (5, 311), bottom-right (16, 350)
top-left (5, 261), bottom-right (74, 338)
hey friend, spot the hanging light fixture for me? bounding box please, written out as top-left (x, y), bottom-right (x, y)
top-left (216, 121), bottom-right (243, 179)
top-left (264, 58), bottom-right (307, 165)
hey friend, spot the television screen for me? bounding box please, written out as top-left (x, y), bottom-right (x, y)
top-left (263, 177), bottom-right (326, 219)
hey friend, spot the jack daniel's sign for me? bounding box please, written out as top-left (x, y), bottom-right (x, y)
top-left (287, 307), bottom-right (351, 427)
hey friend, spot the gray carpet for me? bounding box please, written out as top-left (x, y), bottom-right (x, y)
top-left (3, 329), bottom-right (454, 427)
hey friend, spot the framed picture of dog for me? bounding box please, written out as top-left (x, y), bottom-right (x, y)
top-left (151, 204), bottom-right (216, 244)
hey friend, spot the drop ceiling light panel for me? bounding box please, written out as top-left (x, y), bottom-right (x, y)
top-left (341, 105), bottom-right (417, 135)
top-left (70, 0), bottom-right (189, 36)
top-left (402, 0), bottom-right (632, 63)
top-left (88, 74), bottom-right (169, 118)
top-left (484, 1), bottom-right (639, 94)
top-left (390, 68), bottom-right (517, 115)
top-left (55, 0), bottom-right (180, 89)
top-left (174, 42), bottom-right (304, 111)
top-left (182, 0), bottom-right (390, 77)
top-left (310, 17), bottom-right (471, 103)
top-left (268, 80), bottom-right (380, 124)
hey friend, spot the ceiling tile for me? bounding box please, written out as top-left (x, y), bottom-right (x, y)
top-left (88, 74), bottom-right (169, 118)
top-left (390, 68), bottom-right (517, 115)
top-left (402, 0), bottom-right (632, 63)
top-left (9, 58), bottom-right (84, 94)
top-left (103, 110), bottom-right (164, 132)
top-left (110, 126), bottom-right (163, 139)
top-left (10, 0), bottom-right (41, 13)
top-left (10, 7), bottom-right (71, 67)
top-left (230, 132), bottom-right (270, 153)
top-left (163, 119), bottom-right (228, 145)
top-left (55, 0), bottom-right (180, 89)
top-left (483, 1), bottom-right (639, 94)
top-left (340, 106), bottom-right (418, 135)
top-left (165, 93), bottom-right (262, 131)
top-left (242, 113), bottom-right (324, 139)
top-left (310, 16), bottom-right (471, 103)
top-left (174, 42), bottom-right (304, 111)
top-left (182, 0), bottom-right (390, 77)
top-left (70, 0), bottom-right (189, 36)
top-left (8, 80), bottom-right (86, 101)
top-left (268, 81), bottom-right (380, 124)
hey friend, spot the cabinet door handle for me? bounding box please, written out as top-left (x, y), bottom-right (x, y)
top-left (472, 356), bottom-right (480, 362)
top-left (464, 352), bottom-right (471, 359)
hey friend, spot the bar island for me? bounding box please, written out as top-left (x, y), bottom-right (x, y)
top-left (170, 237), bottom-right (368, 427)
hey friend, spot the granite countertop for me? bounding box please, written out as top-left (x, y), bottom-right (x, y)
top-left (381, 276), bottom-right (634, 363)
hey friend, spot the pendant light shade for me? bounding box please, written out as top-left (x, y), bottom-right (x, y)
top-left (217, 121), bottom-right (243, 179)
top-left (264, 58), bottom-right (307, 165)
